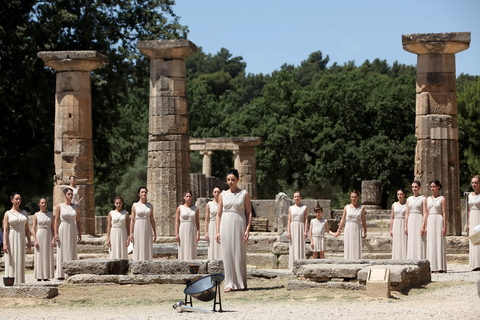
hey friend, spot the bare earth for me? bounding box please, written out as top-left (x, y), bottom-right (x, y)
top-left (1, 264), bottom-right (479, 320)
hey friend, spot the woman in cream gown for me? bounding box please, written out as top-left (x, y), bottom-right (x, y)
top-left (468, 175), bottom-right (480, 271)
top-left (33, 198), bottom-right (55, 280)
top-left (287, 191), bottom-right (308, 270)
top-left (176, 191), bottom-right (200, 260)
top-left (405, 181), bottom-right (427, 260)
top-left (106, 196), bottom-right (130, 259)
top-left (390, 189), bottom-right (407, 260)
top-left (205, 187), bottom-right (222, 260)
top-left (425, 180), bottom-right (447, 272)
top-left (216, 169), bottom-right (252, 292)
top-left (335, 190), bottom-right (367, 260)
top-left (130, 187), bottom-right (156, 261)
top-left (3, 192), bottom-right (32, 284)
top-left (54, 188), bottom-right (82, 279)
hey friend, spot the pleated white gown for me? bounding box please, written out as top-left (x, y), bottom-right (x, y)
top-left (469, 193), bottom-right (480, 270)
top-left (4, 210), bottom-right (28, 284)
top-left (56, 203), bottom-right (78, 279)
top-left (133, 202), bottom-right (153, 261)
top-left (207, 201), bottom-right (222, 260)
top-left (311, 218), bottom-right (326, 252)
top-left (289, 205), bottom-right (306, 270)
top-left (109, 210), bottom-right (128, 259)
top-left (426, 196), bottom-right (447, 272)
top-left (406, 196), bottom-right (426, 260)
top-left (392, 202), bottom-right (407, 260)
top-left (34, 211), bottom-right (54, 279)
top-left (220, 189), bottom-right (247, 290)
top-left (344, 205), bottom-right (363, 260)
top-left (178, 205), bottom-right (197, 260)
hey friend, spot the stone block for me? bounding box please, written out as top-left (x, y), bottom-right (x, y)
top-left (137, 39), bottom-right (197, 60)
top-left (416, 72), bottom-right (456, 93)
top-left (416, 92), bottom-right (457, 115)
top-left (366, 267), bottom-right (391, 298)
top-left (277, 254), bottom-right (289, 269)
top-left (151, 77), bottom-right (186, 97)
top-left (55, 93), bottom-right (92, 139)
top-left (251, 200), bottom-right (276, 232)
top-left (150, 59), bottom-right (186, 78)
top-left (149, 96), bottom-right (188, 116)
top-left (65, 274), bottom-right (120, 284)
top-left (417, 54), bottom-right (456, 73)
top-left (149, 114), bottom-right (188, 135)
top-left (295, 263), bottom-right (364, 279)
top-left (272, 241), bottom-right (289, 255)
top-left (0, 285), bottom-right (58, 299)
top-left (62, 258), bottom-right (129, 276)
top-left (56, 71), bottom-right (91, 93)
top-left (247, 253), bottom-right (277, 269)
top-left (362, 180), bottom-right (382, 206)
top-left (247, 235), bottom-right (276, 253)
top-left (415, 115), bottom-right (458, 140)
top-left (129, 259), bottom-right (208, 275)
top-left (118, 274), bottom-right (201, 285)
top-left (206, 259), bottom-right (225, 274)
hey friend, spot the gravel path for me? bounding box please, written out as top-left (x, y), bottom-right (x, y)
top-left (1, 264), bottom-right (479, 319)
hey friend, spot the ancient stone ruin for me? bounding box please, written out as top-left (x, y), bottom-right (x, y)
top-left (402, 32), bottom-right (471, 235)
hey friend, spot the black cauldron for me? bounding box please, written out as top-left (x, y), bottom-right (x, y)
top-left (3, 277), bottom-right (14, 286)
top-left (184, 273), bottom-right (224, 302)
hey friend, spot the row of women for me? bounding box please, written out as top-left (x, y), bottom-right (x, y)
top-left (390, 177), bottom-right (480, 272)
top-left (175, 169), bottom-right (251, 292)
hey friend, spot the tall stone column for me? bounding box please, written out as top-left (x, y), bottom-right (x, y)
top-left (200, 150), bottom-right (213, 177)
top-left (38, 51), bottom-right (108, 235)
top-left (232, 137), bottom-right (262, 199)
top-left (137, 40), bottom-right (197, 236)
top-left (402, 32), bottom-right (471, 235)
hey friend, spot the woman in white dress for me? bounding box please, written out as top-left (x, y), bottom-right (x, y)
top-left (468, 175), bottom-right (480, 271)
top-left (130, 187), bottom-right (156, 261)
top-left (405, 181), bottom-right (427, 260)
top-left (216, 169), bottom-right (252, 292)
top-left (287, 191), bottom-right (308, 270)
top-left (68, 175), bottom-right (82, 205)
top-left (176, 191), bottom-right (200, 260)
top-left (335, 190), bottom-right (367, 260)
top-left (390, 189), bottom-right (407, 260)
top-left (425, 179), bottom-right (447, 272)
top-left (205, 186), bottom-right (222, 260)
top-left (3, 192), bottom-right (32, 284)
top-left (33, 198), bottom-right (55, 281)
top-left (54, 187), bottom-right (82, 279)
top-left (106, 196), bottom-right (130, 259)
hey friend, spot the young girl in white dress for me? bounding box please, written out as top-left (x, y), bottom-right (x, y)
top-left (106, 196), bottom-right (130, 259)
top-left (205, 186), bottom-right (222, 260)
top-left (309, 206), bottom-right (335, 259)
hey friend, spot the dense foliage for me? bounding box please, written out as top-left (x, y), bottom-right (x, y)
top-left (1, 1), bottom-right (479, 215)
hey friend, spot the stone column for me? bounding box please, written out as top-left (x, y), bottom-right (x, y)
top-left (361, 180), bottom-right (382, 210)
top-left (232, 137), bottom-right (262, 199)
top-left (37, 51), bottom-right (108, 235)
top-left (137, 40), bottom-right (197, 236)
top-left (200, 150), bottom-right (213, 177)
top-left (402, 32), bottom-right (471, 235)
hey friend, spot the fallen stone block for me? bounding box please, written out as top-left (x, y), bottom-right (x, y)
top-left (129, 259), bottom-right (207, 275)
top-left (63, 258), bottom-right (129, 276)
top-left (65, 274), bottom-right (120, 284)
top-left (0, 285), bottom-right (58, 299)
top-left (247, 269), bottom-right (292, 279)
top-left (295, 264), bottom-right (364, 279)
top-left (118, 274), bottom-right (204, 285)
top-left (206, 259), bottom-right (224, 274)
top-left (247, 253), bottom-right (277, 269)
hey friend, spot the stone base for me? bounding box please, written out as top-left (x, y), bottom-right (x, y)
top-left (0, 285), bottom-right (58, 299)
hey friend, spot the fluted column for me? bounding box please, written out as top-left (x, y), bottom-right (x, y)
top-left (402, 32), bottom-right (471, 235)
top-left (137, 40), bottom-right (197, 236)
top-left (38, 50), bottom-right (108, 235)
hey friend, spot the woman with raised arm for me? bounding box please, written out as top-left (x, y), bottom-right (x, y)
top-left (468, 175), bottom-right (480, 271)
top-left (335, 190), bottom-right (367, 260)
top-left (54, 188), bottom-right (82, 280)
top-left (390, 189), bottom-right (407, 260)
top-left (33, 198), bottom-right (55, 281)
top-left (287, 191), bottom-right (308, 270)
top-left (3, 193), bottom-right (32, 284)
top-left (405, 181), bottom-right (427, 260)
top-left (130, 187), bottom-right (156, 261)
top-left (205, 186), bottom-right (222, 260)
top-left (216, 169), bottom-right (252, 292)
top-left (425, 179), bottom-right (447, 272)
top-left (106, 196), bottom-right (130, 259)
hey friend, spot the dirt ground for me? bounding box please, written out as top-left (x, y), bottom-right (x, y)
top-left (1, 265), bottom-right (480, 319)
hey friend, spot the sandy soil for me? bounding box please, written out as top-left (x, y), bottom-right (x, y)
top-left (1, 264), bottom-right (479, 320)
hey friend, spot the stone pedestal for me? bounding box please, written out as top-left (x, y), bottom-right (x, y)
top-left (138, 40), bottom-right (197, 236)
top-left (38, 51), bottom-right (108, 235)
top-left (232, 137), bottom-right (262, 199)
top-left (402, 32), bottom-right (471, 235)
top-left (361, 180), bottom-right (382, 210)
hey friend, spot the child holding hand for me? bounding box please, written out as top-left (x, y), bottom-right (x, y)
top-left (309, 206), bottom-right (335, 259)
